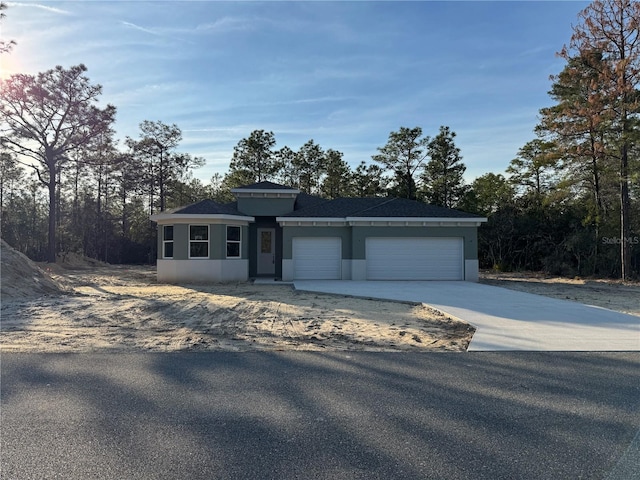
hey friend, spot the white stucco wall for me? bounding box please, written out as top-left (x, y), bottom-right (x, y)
top-left (464, 259), bottom-right (479, 282)
top-left (350, 260), bottom-right (367, 281)
top-left (281, 259), bottom-right (294, 282)
top-left (157, 259), bottom-right (249, 283)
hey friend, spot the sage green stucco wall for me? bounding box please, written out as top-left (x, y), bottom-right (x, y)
top-left (282, 226), bottom-right (352, 259)
top-left (174, 224), bottom-right (190, 259)
top-left (158, 224), bottom-right (189, 260)
top-left (237, 197), bottom-right (296, 216)
top-left (158, 224), bottom-right (249, 260)
top-left (351, 226), bottom-right (478, 260)
top-left (281, 225), bottom-right (478, 260)
top-left (161, 223), bottom-right (478, 262)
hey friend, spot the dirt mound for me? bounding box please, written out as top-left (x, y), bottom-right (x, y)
top-left (1, 240), bottom-right (66, 301)
top-left (55, 251), bottom-right (108, 269)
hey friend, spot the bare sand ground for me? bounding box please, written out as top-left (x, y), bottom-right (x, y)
top-left (1, 264), bottom-right (473, 352)
top-left (2, 236), bottom-right (637, 353)
top-left (480, 271), bottom-right (640, 317)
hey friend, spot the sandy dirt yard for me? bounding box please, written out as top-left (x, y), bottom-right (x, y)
top-left (1, 260), bottom-right (474, 353)
top-left (2, 238), bottom-right (638, 353)
top-left (480, 271), bottom-right (640, 317)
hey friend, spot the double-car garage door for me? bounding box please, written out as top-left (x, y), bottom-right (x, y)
top-left (366, 237), bottom-right (463, 280)
top-left (292, 236), bottom-right (464, 281)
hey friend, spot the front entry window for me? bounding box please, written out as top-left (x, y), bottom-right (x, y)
top-left (189, 225), bottom-right (209, 258)
top-left (261, 230), bottom-right (272, 254)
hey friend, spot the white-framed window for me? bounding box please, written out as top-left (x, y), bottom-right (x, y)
top-left (163, 225), bottom-right (174, 259)
top-left (189, 225), bottom-right (209, 258)
top-left (226, 225), bottom-right (241, 258)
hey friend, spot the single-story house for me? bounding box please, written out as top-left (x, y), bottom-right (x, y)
top-left (150, 181), bottom-right (487, 283)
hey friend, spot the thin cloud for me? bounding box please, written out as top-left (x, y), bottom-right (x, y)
top-left (119, 20), bottom-right (193, 44)
top-left (120, 21), bottom-right (161, 37)
top-left (194, 16), bottom-right (259, 34)
top-left (8, 2), bottom-right (72, 15)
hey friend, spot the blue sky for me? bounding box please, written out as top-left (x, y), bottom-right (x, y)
top-left (1, 1), bottom-right (590, 183)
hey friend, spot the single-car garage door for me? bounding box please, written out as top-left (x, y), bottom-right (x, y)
top-left (293, 237), bottom-right (342, 280)
top-left (366, 237), bottom-right (463, 280)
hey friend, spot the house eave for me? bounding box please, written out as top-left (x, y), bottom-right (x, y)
top-left (346, 216), bottom-right (487, 227)
top-left (150, 213), bottom-right (255, 224)
top-left (277, 216), bottom-right (487, 227)
top-left (277, 217), bottom-right (348, 227)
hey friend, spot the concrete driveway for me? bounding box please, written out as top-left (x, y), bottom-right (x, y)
top-left (293, 281), bottom-right (640, 351)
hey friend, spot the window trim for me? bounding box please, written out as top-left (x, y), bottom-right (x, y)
top-left (163, 225), bottom-right (174, 259)
top-left (226, 225), bottom-right (242, 258)
top-left (189, 224), bottom-right (210, 259)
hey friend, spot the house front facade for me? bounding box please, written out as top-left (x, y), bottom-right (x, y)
top-left (150, 181), bottom-right (487, 283)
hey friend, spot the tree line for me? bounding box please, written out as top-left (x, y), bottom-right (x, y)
top-left (0, 0), bottom-right (638, 278)
top-left (215, 125), bottom-right (465, 207)
top-left (460, 1), bottom-right (640, 279)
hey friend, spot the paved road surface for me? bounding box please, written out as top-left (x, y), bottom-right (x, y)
top-left (1, 352), bottom-right (639, 479)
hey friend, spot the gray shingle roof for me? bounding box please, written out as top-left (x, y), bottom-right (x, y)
top-left (282, 197), bottom-right (481, 218)
top-left (161, 185), bottom-right (480, 219)
top-left (173, 199), bottom-right (247, 216)
top-left (294, 192), bottom-right (326, 210)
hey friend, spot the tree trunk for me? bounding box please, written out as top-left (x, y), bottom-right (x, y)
top-left (158, 148), bottom-right (166, 212)
top-left (47, 163), bottom-right (57, 263)
top-left (620, 143), bottom-right (631, 281)
top-left (590, 137), bottom-right (601, 275)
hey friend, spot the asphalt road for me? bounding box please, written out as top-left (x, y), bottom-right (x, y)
top-left (1, 352), bottom-right (639, 480)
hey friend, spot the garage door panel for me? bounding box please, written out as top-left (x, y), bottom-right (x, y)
top-left (293, 238), bottom-right (341, 280)
top-left (366, 238), bottom-right (463, 280)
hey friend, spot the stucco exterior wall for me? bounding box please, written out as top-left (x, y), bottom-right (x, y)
top-left (237, 197), bottom-right (296, 217)
top-left (280, 224), bottom-right (480, 281)
top-left (157, 223), bottom-right (190, 260)
top-left (155, 221), bottom-right (250, 282)
top-left (157, 223), bottom-right (249, 261)
top-left (157, 259), bottom-right (249, 283)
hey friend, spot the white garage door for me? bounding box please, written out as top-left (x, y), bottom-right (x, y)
top-left (366, 237), bottom-right (463, 280)
top-left (293, 237), bottom-right (342, 280)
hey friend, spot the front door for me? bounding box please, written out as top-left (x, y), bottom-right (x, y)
top-left (257, 228), bottom-right (276, 275)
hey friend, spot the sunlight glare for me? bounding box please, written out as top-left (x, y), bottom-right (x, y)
top-left (0, 54), bottom-right (22, 80)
